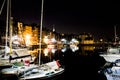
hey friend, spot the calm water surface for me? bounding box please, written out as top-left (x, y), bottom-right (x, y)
top-left (0, 45), bottom-right (107, 80)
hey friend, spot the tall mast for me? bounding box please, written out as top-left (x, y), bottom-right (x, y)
top-left (9, 0), bottom-right (13, 57)
top-left (39, 0), bottom-right (44, 66)
top-left (5, 0), bottom-right (12, 62)
top-left (5, 0), bottom-right (9, 57)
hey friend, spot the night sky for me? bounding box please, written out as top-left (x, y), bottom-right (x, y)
top-left (0, 0), bottom-right (120, 38)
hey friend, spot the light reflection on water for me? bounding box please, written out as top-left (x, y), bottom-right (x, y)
top-left (82, 46), bottom-right (95, 51)
top-left (0, 45), bottom-right (107, 80)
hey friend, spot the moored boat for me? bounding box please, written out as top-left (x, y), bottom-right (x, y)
top-left (18, 60), bottom-right (64, 80)
top-left (0, 60), bottom-right (64, 80)
top-left (100, 46), bottom-right (120, 62)
top-left (99, 59), bottom-right (120, 80)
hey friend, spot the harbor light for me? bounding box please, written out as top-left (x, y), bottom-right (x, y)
top-left (25, 34), bottom-right (31, 46)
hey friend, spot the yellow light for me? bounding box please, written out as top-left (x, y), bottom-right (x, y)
top-left (25, 34), bottom-right (31, 46)
top-left (26, 34), bottom-right (30, 39)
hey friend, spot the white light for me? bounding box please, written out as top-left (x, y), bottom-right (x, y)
top-left (43, 48), bottom-right (49, 56)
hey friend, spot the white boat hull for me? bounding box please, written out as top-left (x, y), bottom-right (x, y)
top-left (1, 64), bottom-right (37, 75)
top-left (19, 61), bottom-right (64, 80)
top-left (100, 54), bottom-right (120, 62)
top-left (105, 73), bottom-right (120, 80)
top-left (1, 60), bottom-right (64, 80)
top-left (19, 68), bottom-right (64, 80)
top-left (104, 66), bottom-right (120, 80)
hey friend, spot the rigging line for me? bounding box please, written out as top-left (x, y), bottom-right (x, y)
top-left (0, 0), bottom-right (6, 15)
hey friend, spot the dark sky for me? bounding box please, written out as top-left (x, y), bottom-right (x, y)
top-left (0, 0), bottom-right (120, 38)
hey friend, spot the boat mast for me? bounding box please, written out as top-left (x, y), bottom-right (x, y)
top-left (114, 25), bottom-right (117, 44)
top-left (39, 0), bottom-right (44, 66)
top-left (5, 0), bottom-right (12, 62)
top-left (9, 0), bottom-right (13, 60)
top-left (5, 0), bottom-right (9, 57)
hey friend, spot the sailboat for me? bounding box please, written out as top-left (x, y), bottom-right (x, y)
top-left (99, 56), bottom-right (120, 80)
top-left (100, 26), bottom-right (120, 62)
top-left (0, 0), bottom-right (13, 67)
top-left (19, 0), bottom-right (64, 79)
top-left (1, 0), bottom-right (64, 79)
top-left (0, 0), bottom-right (35, 68)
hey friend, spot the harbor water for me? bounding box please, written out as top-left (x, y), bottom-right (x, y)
top-left (0, 45), bottom-right (108, 80)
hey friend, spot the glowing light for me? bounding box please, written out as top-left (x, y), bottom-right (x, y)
top-left (25, 34), bottom-right (31, 46)
top-left (61, 38), bottom-right (67, 44)
top-left (51, 38), bottom-right (57, 43)
top-left (44, 48), bottom-right (49, 56)
top-left (43, 36), bottom-right (49, 44)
